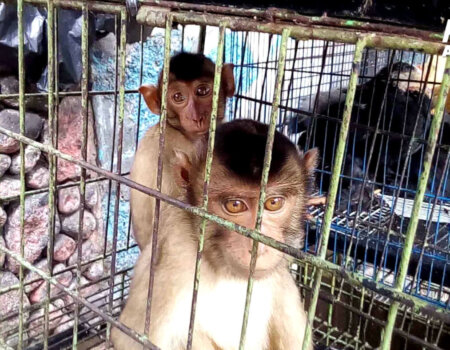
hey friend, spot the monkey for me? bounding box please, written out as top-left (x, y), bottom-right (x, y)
top-left (130, 52), bottom-right (235, 249)
top-left (111, 119), bottom-right (316, 350)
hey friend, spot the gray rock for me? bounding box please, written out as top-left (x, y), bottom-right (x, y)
top-left (0, 109), bottom-right (44, 153)
top-left (61, 210), bottom-right (96, 239)
top-left (0, 76), bottom-right (48, 113)
top-left (23, 259), bottom-right (50, 294)
top-left (86, 182), bottom-right (100, 209)
top-left (9, 145), bottom-right (41, 174)
top-left (29, 264), bottom-right (73, 304)
top-left (26, 162), bottom-right (50, 189)
top-left (68, 233), bottom-right (102, 267)
top-left (53, 234), bottom-right (77, 262)
top-left (4, 193), bottom-right (61, 273)
top-left (0, 154), bottom-right (11, 177)
top-left (53, 314), bottom-right (74, 335)
top-left (83, 260), bottom-right (104, 281)
top-left (0, 205), bottom-right (6, 227)
top-left (56, 96), bottom-right (97, 183)
top-left (57, 185), bottom-right (81, 215)
top-left (0, 272), bottom-right (31, 346)
top-left (0, 235), bottom-right (5, 267)
top-left (28, 299), bottom-right (66, 339)
top-left (0, 175), bottom-right (21, 199)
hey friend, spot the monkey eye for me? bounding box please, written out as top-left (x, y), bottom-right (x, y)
top-left (223, 199), bottom-right (248, 214)
top-left (172, 92), bottom-right (186, 103)
top-left (196, 84), bottom-right (211, 97)
top-left (264, 197), bottom-right (285, 211)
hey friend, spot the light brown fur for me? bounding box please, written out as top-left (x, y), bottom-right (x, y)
top-left (113, 120), bottom-right (315, 350)
top-left (130, 53), bottom-right (234, 250)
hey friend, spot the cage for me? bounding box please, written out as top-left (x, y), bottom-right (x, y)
top-left (0, 0), bottom-right (449, 350)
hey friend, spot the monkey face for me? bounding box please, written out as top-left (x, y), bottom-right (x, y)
top-left (204, 186), bottom-right (298, 278)
top-left (173, 119), bottom-right (318, 279)
top-left (167, 79), bottom-right (220, 137)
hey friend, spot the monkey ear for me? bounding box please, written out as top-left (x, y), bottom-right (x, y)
top-left (172, 149), bottom-right (192, 188)
top-left (221, 63), bottom-right (235, 97)
top-left (303, 148), bottom-right (319, 174)
top-left (139, 85), bottom-right (161, 114)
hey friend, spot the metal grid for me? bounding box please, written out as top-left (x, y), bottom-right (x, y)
top-left (0, 1), bottom-right (448, 350)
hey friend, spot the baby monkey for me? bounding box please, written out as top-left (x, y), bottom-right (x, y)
top-left (131, 52), bottom-right (235, 249)
top-left (112, 119), bottom-right (316, 350)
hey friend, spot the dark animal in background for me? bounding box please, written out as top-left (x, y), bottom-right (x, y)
top-left (112, 119), bottom-right (316, 350)
top-left (290, 62), bottom-right (433, 211)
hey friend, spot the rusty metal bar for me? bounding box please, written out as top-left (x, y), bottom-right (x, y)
top-left (3, 0), bottom-right (125, 13)
top-left (71, 2), bottom-right (89, 348)
top-left (137, 7), bottom-right (445, 55)
top-left (42, 0), bottom-right (57, 348)
top-left (142, 13), bottom-right (172, 343)
top-left (16, 0), bottom-right (26, 348)
top-left (379, 56), bottom-right (450, 350)
top-left (238, 28), bottom-right (290, 350)
top-left (0, 244), bottom-right (160, 350)
top-left (302, 37), bottom-right (367, 349)
top-left (186, 22), bottom-right (226, 350)
top-left (0, 126), bottom-right (449, 324)
top-left (106, 7), bottom-right (128, 346)
top-left (139, 0), bottom-right (444, 42)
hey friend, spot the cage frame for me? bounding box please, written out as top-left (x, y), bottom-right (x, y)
top-left (0, 0), bottom-right (449, 349)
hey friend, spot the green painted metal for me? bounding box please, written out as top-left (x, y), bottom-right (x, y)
top-left (106, 8), bottom-right (129, 344)
top-left (186, 22), bottom-right (226, 350)
top-left (301, 37), bottom-right (367, 350)
top-left (0, 125), bottom-right (448, 324)
top-left (137, 7), bottom-right (445, 55)
top-left (3, 0), bottom-right (124, 13)
top-left (0, 243), bottom-right (161, 350)
top-left (238, 27), bottom-right (291, 350)
top-left (43, 1), bottom-right (56, 348)
top-left (16, 0), bottom-right (26, 348)
top-left (379, 57), bottom-right (450, 350)
top-left (143, 11), bottom-right (172, 338)
top-left (71, 3), bottom-right (89, 348)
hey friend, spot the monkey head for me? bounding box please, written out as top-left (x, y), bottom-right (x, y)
top-left (173, 119), bottom-right (318, 279)
top-left (139, 52), bottom-right (235, 140)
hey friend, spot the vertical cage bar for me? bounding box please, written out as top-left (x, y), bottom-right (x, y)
top-left (72, 2), bottom-right (89, 348)
top-left (379, 56), bottom-right (450, 350)
top-left (186, 22), bottom-right (226, 350)
top-left (106, 7), bottom-right (128, 344)
top-left (238, 27), bottom-right (290, 350)
top-left (143, 13), bottom-right (172, 338)
top-left (16, 0), bottom-right (26, 348)
top-left (301, 37), bottom-right (367, 350)
top-left (43, 0), bottom-right (56, 348)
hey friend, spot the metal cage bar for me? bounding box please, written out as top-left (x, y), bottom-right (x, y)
top-left (379, 56), bottom-right (450, 350)
top-left (302, 37), bottom-right (367, 349)
top-left (186, 22), bottom-right (226, 350)
top-left (238, 27), bottom-right (291, 350)
top-left (16, 0), bottom-right (26, 348)
top-left (143, 12), bottom-right (172, 338)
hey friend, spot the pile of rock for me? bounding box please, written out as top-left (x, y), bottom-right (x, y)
top-left (0, 81), bottom-right (108, 347)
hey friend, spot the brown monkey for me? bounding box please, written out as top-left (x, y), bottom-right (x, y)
top-left (112, 119), bottom-right (315, 350)
top-left (131, 52), bottom-right (235, 249)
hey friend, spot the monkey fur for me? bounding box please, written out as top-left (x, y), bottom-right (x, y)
top-left (131, 52), bottom-right (235, 249)
top-left (112, 119), bottom-right (316, 350)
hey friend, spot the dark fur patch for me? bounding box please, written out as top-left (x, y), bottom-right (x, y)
top-left (167, 52), bottom-right (215, 82)
top-left (214, 119), bottom-right (298, 184)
